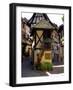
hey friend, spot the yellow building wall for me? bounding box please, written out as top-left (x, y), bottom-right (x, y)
top-left (34, 50), bottom-right (52, 64)
top-left (40, 50), bottom-right (52, 64)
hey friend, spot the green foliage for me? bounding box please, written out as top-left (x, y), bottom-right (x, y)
top-left (36, 62), bottom-right (53, 71)
top-left (41, 62), bottom-right (53, 71)
top-left (36, 64), bottom-right (41, 70)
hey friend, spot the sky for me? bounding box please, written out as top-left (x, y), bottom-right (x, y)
top-left (22, 13), bottom-right (64, 27)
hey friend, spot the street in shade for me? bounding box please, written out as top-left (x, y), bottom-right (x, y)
top-left (22, 56), bottom-right (64, 77)
top-left (21, 13), bottom-right (64, 77)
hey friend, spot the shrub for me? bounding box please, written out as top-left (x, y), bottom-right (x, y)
top-left (41, 62), bottom-right (53, 71)
top-left (36, 64), bottom-right (41, 70)
top-left (36, 62), bottom-right (53, 71)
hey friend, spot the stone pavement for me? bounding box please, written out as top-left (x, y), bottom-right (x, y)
top-left (21, 57), bottom-right (48, 77)
top-left (21, 56), bottom-right (64, 77)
